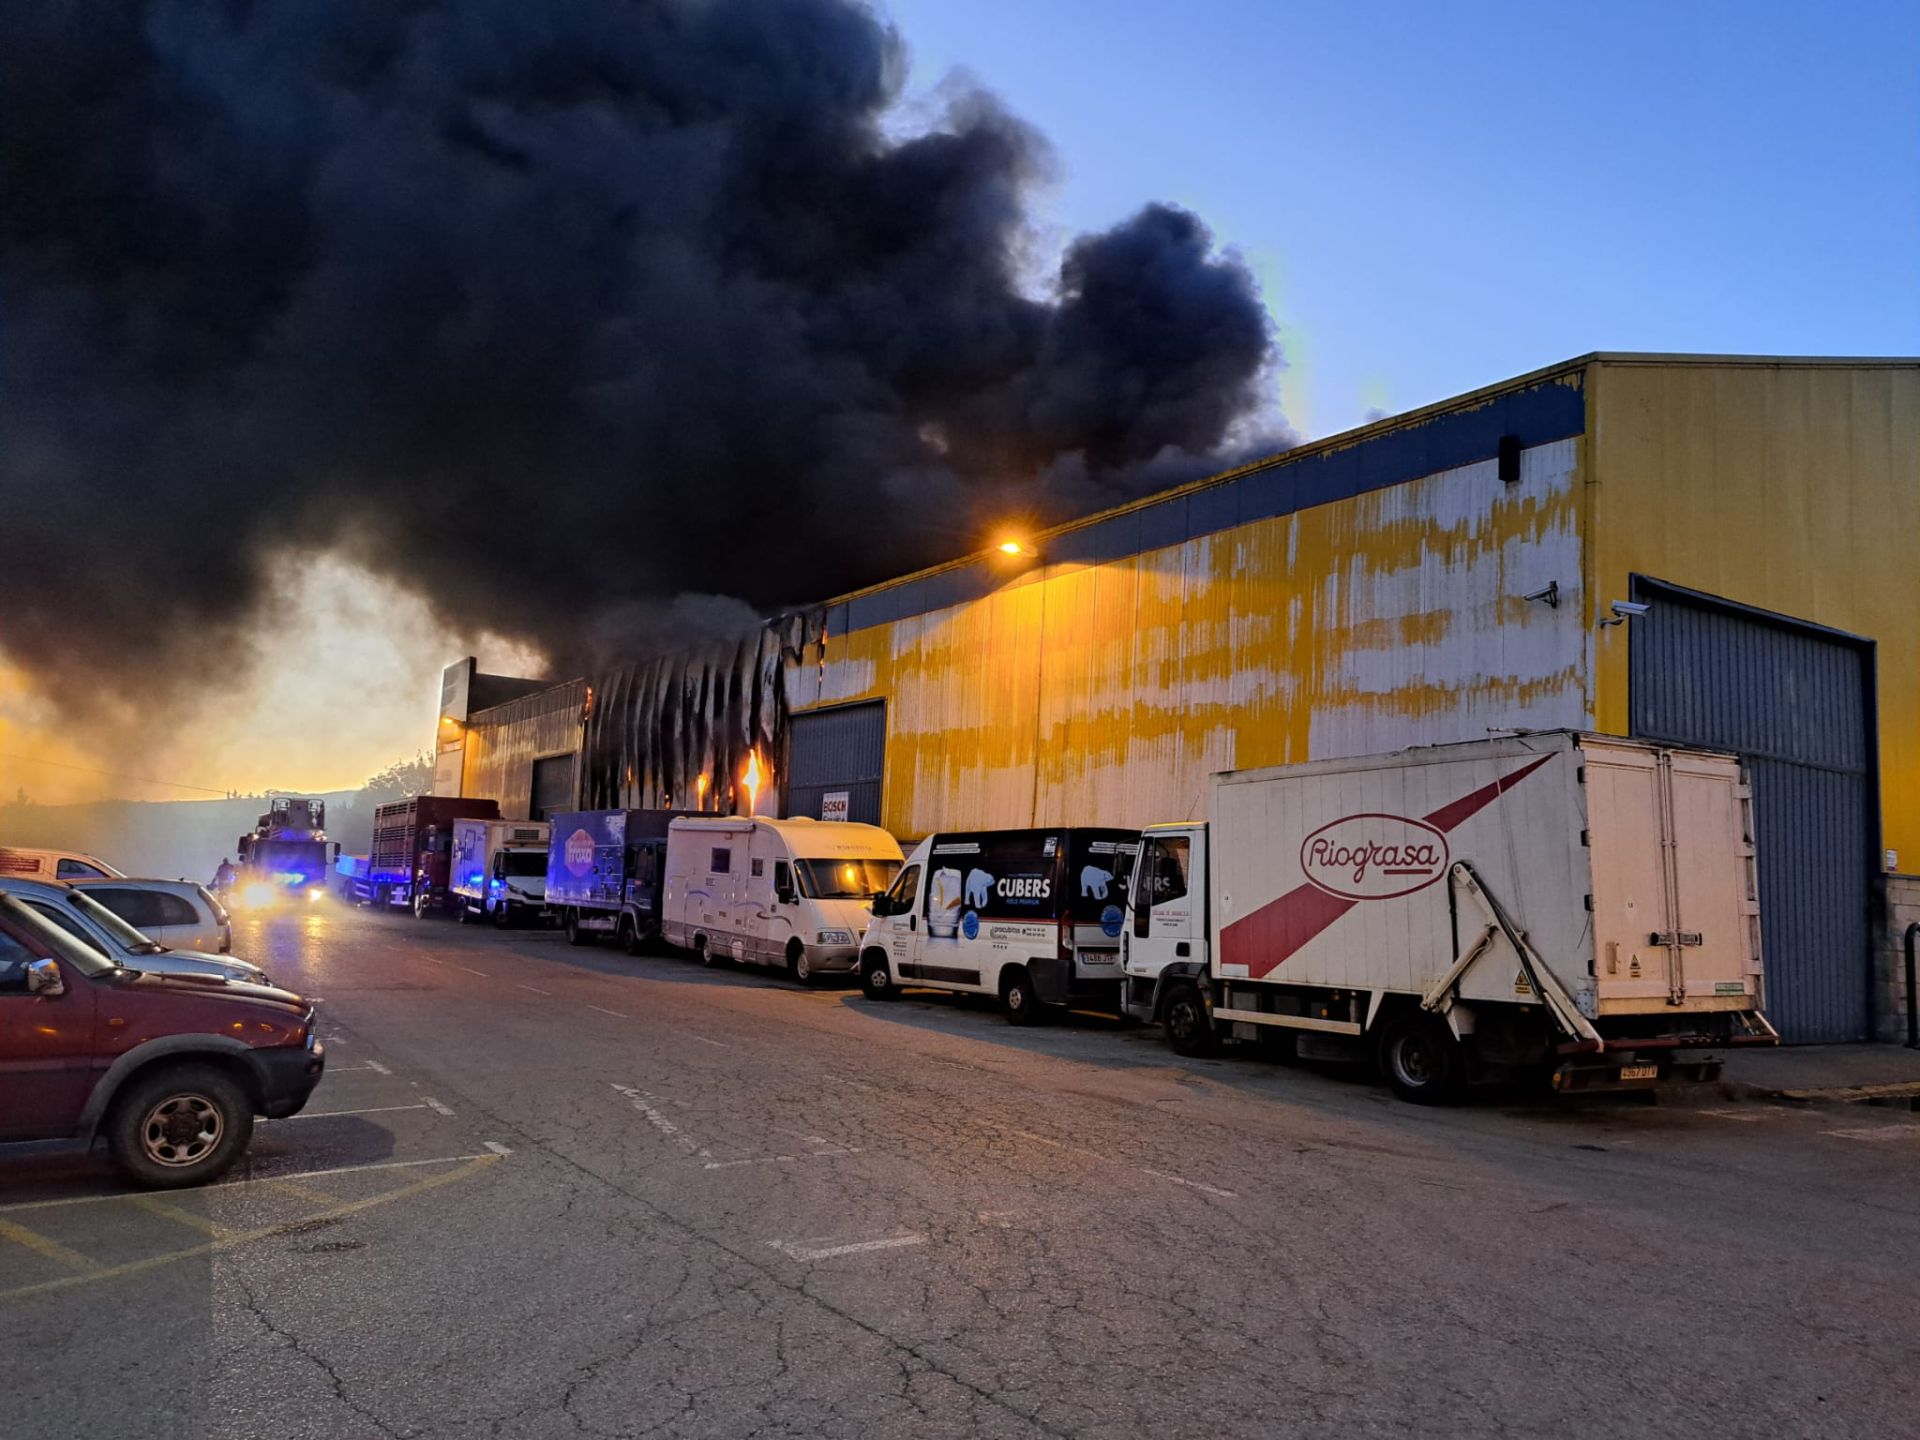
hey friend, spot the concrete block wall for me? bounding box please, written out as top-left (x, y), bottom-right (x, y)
top-left (1878, 875), bottom-right (1920, 1043)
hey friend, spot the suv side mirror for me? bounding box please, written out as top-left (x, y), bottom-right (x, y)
top-left (26, 958), bottom-right (65, 998)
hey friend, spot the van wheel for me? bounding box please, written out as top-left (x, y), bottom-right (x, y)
top-left (860, 952), bottom-right (896, 1001)
top-left (565, 909), bottom-right (591, 946)
top-left (787, 942), bottom-right (816, 987)
top-left (1162, 982), bottom-right (1218, 1056)
top-left (108, 1064), bottom-right (253, 1190)
top-left (1002, 966), bottom-right (1047, 1026)
top-left (1378, 1014), bottom-right (1465, 1105)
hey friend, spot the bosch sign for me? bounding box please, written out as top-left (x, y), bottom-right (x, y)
top-left (1299, 814), bottom-right (1449, 901)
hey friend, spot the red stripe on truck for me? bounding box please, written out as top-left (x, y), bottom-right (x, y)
top-left (1217, 753), bottom-right (1555, 980)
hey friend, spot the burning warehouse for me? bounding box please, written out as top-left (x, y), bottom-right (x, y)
top-left (446, 352), bottom-right (1920, 1045)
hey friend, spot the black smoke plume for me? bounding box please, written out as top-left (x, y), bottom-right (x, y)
top-left (2, 0), bottom-right (1279, 716)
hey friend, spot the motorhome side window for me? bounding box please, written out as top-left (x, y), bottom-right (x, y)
top-left (710, 847), bottom-right (731, 874)
top-left (772, 861), bottom-right (792, 897)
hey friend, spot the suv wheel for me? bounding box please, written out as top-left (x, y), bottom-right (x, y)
top-left (108, 1064), bottom-right (253, 1190)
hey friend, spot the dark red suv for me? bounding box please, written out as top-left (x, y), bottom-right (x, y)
top-left (0, 892), bottom-right (325, 1187)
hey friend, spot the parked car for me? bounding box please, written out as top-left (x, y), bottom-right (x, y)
top-left (0, 846), bottom-right (125, 882)
top-left (0, 876), bottom-right (268, 986)
top-left (0, 893), bottom-right (325, 1187)
top-left (71, 879), bottom-right (232, 955)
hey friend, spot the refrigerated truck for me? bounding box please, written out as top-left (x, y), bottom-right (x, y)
top-left (1119, 732), bottom-right (1776, 1100)
top-left (664, 817), bottom-right (904, 983)
top-left (450, 818), bottom-right (551, 927)
top-left (368, 795), bottom-right (501, 914)
top-left (858, 827), bottom-right (1139, 1020)
top-left (545, 809), bottom-right (689, 951)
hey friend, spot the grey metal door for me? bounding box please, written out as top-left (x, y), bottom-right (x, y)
top-left (1629, 582), bottom-right (1875, 1043)
top-left (787, 702), bottom-right (886, 826)
top-left (529, 753), bottom-right (576, 821)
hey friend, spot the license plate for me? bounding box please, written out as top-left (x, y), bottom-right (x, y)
top-left (1619, 1063), bottom-right (1659, 1081)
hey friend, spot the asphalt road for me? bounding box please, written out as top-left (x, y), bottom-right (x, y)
top-left (3, 903), bottom-right (1918, 1439)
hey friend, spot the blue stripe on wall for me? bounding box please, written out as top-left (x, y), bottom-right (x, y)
top-left (826, 373), bottom-right (1584, 639)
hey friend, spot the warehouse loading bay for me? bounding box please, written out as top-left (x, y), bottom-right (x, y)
top-left (5, 901), bottom-right (1918, 1440)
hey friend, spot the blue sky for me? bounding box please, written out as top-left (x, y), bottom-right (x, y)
top-left (885, 0), bottom-right (1920, 439)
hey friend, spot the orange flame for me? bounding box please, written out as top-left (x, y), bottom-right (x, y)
top-left (695, 772), bottom-right (709, 808)
top-left (742, 749), bottom-right (765, 815)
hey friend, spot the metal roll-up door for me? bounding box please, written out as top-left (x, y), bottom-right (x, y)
top-left (788, 702), bottom-right (886, 826)
top-left (1629, 582), bottom-right (1876, 1042)
top-left (529, 753), bottom-right (576, 821)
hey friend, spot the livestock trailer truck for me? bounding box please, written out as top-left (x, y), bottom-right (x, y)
top-left (368, 795), bottom-right (501, 914)
top-left (1120, 733), bottom-right (1777, 1100)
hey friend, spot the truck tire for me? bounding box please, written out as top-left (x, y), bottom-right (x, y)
top-left (786, 941), bottom-right (816, 987)
top-left (1162, 981), bottom-right (1218, 1056)
top-left (860, 952), bottom-right (896, 1001)
top-left (1001, 965), bottom-right (1047, 1026)
top-left (106, 1063), bottom-right (254, 1190)
top-left (1378, 1014), bottom-right (1465, 1105)
top-left (617, 914), bottom-right (637, 953)
top-left (457, 901), bottom-right (472, 925)
top-left (494, 900), bottom-right (514, 930)
top-left (565, 909), bottom-right (591, 946)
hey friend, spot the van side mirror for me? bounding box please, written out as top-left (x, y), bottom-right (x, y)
top-left (869, 895), bottom-right (892, 917)
top-left (26, 958), bottom-right (65, 998)
top-left (775, 883), bottom-right (796, 906)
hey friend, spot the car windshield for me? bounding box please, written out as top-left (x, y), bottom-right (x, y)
top-left (795, 857), bottom-right (901, 899)
top-left (0, 894), bottom-right (120, 976)
top-left (68, 889), bottom-right (167, 954)
top-left (505, 851), bottom-right (547, 877)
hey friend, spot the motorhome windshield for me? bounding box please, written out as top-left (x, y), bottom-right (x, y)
top-left (796, 858), bottom-right (901, 900)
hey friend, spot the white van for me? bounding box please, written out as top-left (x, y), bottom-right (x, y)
top-left (0, 847), bottom-right (125, 882)
top-left (662, 817), bottom-right (903, 984)
top-left (858, 827), bottom-right (1139, 1023)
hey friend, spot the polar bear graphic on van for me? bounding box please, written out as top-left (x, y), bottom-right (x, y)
top-left (965, 869), bottom-right (993, 908)
top-left (1080, 864), bottom-right (1113, 900)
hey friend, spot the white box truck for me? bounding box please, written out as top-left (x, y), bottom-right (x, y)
top-left (662, 817), bottom-right (903, 984)
top-left (1119, 733), bottom-right (1777, 1100)
top-left (450, 818), bottom-right (551, 928)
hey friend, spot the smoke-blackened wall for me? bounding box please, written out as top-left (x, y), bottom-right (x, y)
top-left (2, 0), bottom-right (1280, 727)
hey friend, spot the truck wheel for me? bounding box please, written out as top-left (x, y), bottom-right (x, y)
top-left (786, 942), bottom-right (816, 987)
top-left (617, 914), bottom-right (637, 953)
top-left (457, 902), bottom-right (472, 925)
top-left (1162, 982), bottom-right (1218, 1056)
top-left (1378, 1014), bottom-right (1465, 1105)
top-left (565, 909), bottom-right (591, 946)
top-left (860, 952), bottom-right (896, 1001)
top-left (495, 900), bottom-right (514, 931)
top-left (1001, 966), bottom-right (1047, 1026)
top-left (107, 1064), bottom-right (254, 1190)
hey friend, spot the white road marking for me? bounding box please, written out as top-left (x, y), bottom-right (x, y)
top-left (517, 983), bottom-right (552, 995)
top-left (1139, 1167), bottom-right (1238, 1198)
top-left (1822, 1126), bottom-right (1920, 1142)
top-left (422, 1096), bottom-right (455, 1117)
top-left (459, 965), bottom-right (487, 977)
top-left (1696, 1108), bottom-right (1766, 1123)
top-left (702, 1147), bottom-right (862, 1170)
top-left (364, 1059), bottom-right (392, 1075)
top-left (483, 1141), bottom-right (513, 1156)
top-left (689, 1034), bottom-right (728, 1048)
top-left (770, 1234), bottom-right (926, 1262)
top-left (589, 1005), bottom-right (629, 1018)
top-left (1007, 1126), bottom-right (1235, 1200)
top-left (276, 1104), bottom-right (430, 1121)
top-left (610, 1084), bottom-right (708, 1158)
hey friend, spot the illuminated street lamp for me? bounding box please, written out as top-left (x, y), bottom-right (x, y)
top-left (996, 536), bottom-right (1037, 558)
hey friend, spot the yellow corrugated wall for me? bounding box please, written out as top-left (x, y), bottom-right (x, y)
top-left (805, 432), bottom-right (1590, 837)
top-left (1587, 359), bottom-right (1920, 867)
top-left (460, 681), bottom-right (585, 819)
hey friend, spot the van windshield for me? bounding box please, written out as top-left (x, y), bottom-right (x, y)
top-left (796, 858), bottom-right (901, 900)
top-left (504, 851), bottom-right (547, 878)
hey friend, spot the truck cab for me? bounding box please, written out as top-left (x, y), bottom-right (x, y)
top-left (858, 828), bottom-right (1137, 1022)
top-left (1118, 822), bottom-right (1209, 1025)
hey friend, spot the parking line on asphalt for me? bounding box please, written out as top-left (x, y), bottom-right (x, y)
top-left (276, 1103), bottom-right (431, 1121)
top-left (517, 983), bottom-right (552, 995)
top-left (589, 1005), bottom-right (629, 1018)
top-left (0, 1154), bottom-right (501, 1302)
top-left (127, 1193), bottom-right (228, 1238)
top-left (1138, 1167), bottom-right (1237, 1199)
top-left (1005, 1125), bottom-right (1237, 1201)
top-left (0, 1214), bottom-right (103, 1273)
top-left (1821, 1126), bottom-right (1920, 1142)
top-left (459, 965), bottom-right (488, 977)
top-left (423, 1096), bottom-right (455, 1117)
top-left (483, 1141), bottom-right (513, 1156)
top-left (769, 1234), bottom-right (926, 1262)
top-left (364, 1059), bottom-right (392, 1075)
